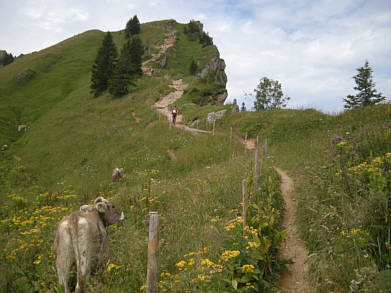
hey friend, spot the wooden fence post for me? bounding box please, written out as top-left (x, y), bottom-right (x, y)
top-left (254, 148), bottom-right (258, 194)
top-left (264, 138), bottom-right (268, 158)
top-left (147, 212), bottom-right (159, 293)
top-left (260, 145), bottom-right (264, 177)
top-left (230, 127), bottom-right (233, 145)
top-left (213, 120), bottom-right (216, 136)
top-left (244, 132), bottom-right (247, 153)
top-left (242, 179), bottom-right (247, 235)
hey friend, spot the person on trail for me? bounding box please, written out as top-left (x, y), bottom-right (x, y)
top-left (172, 106), bottom-right (178, 125)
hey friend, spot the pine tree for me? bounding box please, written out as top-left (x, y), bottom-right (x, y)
top-left (344, 61), bottom-right (386, 110)
top-left (128, 37), bottom-right (144, 76)
top-left (253, 77), bottom-right (290, 111)
top-left (125, 15), bottom-right (141, 39)
top-left (108, 37), bottom-right (143, 98)
top-left (241, 102), bottom-right (246, 112)
top-left (189, 58), bottom-right (197, 75)
top-left (90, 32), bottom-right (118, 97)
top-left (109, 42), bottom-right (133, 98)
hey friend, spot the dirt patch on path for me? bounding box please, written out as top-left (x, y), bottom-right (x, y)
top-left (244, 138), bottom-right (256, 150)
top-left (167, 149), bottom-right (176, 160)
top-left (154, 79), bottom-right (210, 134)
top-left (275, 168), bottom-right (310, 293)
top-left (131, 112), bottom-right (141, 123)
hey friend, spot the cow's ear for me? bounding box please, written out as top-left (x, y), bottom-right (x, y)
top-left (94, 197), bottom-right (105, 205)
top-left (96, 202), bottom-right (106, 213)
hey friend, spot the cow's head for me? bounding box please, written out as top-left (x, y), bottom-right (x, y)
top-left (94, 197), bottom-right (124, 226)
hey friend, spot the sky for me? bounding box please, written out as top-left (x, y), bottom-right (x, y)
top-left (1, 0), bottom-right (390, 113)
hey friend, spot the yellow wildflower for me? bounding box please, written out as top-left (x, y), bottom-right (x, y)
top-left (242, 264), bottom-right (255, 273)
top-left (220, 250), bottom-right (240, 262)
top-left (175, 260), bottom-right (186, 268)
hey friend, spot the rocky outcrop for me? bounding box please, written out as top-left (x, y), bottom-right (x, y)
top-left (199, 57), bottom-right (227, 87)
top-left (216, 91), bottom-right (228, 106)
top-left (232, 104), bottom-right (240, 113)
top-left (206, 109), bottom-right (227, 124)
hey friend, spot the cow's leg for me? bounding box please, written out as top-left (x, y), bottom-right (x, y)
top-left (75, 218), bottom-right (90, 292)
top-left (56, 223), bottom-right (73, 293)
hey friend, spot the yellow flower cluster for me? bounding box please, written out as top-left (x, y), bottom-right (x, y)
top-left (8, 194), bottom-right (28, 203)
top-left (224, 216), bottom-right (243, 231)
top-left (246, 241), bottom-right (259, 250)
top-left (340, 228), bottom-right (367, 237)
top-left (220, 250), bottom-right (240, 262)
top-left (107, 263), bottom-right (123, 272)
top-left (241, 264), bottom-right (255, 273)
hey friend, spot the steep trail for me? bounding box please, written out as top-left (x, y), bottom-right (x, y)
top-left (144, 29), bottom-right (210, 134)
top-left (275, 168), bottom-right (310, 293)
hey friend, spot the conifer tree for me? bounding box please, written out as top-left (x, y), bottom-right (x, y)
top-left (125, 15), bottom-right (141, 39)
top-left (109, 41), bottom-right (133, 98)
top-left (241, 102), bottom-right (246, 112)
top-left (344, 61), bottom-right (386, 110)
top-left (128, 37), bottom-right (144, 76)
top-left (108, 37), bottom-right (143, 98)
top-left (189, 58), bottom-right (197, 75)
top-left (90, 32), bottom-right (117, 97)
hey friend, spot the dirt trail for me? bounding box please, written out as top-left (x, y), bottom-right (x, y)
top-left (275, 168), bottom-right (310, 293)
top-left (142, 31), bottom-right (176, 76)
top-left (154, 79), bottom-right (210, 133)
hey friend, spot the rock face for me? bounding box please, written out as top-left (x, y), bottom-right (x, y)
top-left (206, 109), bottom-right (227, 124)
top-left (199, 57), bottom-right (228, 87)
top-left (232, 104), bottom-right (240, 113)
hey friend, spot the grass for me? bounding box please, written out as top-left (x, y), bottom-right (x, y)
top-left (1, 15), bottom-right (390, 293)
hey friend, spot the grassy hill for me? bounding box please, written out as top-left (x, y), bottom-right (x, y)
top-left (1, 18), bottom-right (390, 292)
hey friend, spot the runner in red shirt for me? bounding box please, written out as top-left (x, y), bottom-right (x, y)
top-left (172, 106), bottom-right (178, 125)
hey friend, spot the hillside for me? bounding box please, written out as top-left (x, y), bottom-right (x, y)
top-left (1, 18), bottom-right (390, 292)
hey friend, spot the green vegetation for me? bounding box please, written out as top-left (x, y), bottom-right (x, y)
top-left (253, 77), bottom-right (290, 111)
top-left (344, 61), bottom-right (387, 109)
top-left (1, 17), bottom-right (390, 293)
top-left (91, 32), bottom-right (118, 97)
top-left (125, 15), bottom-right (141, 39)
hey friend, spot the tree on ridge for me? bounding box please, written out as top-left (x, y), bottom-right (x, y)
top-left (90, 32), bottom-right (118, 97)
top-left (253, 77), bottom-right (290, 111)
top-left (344, 60), bottom-right (386, 110)
top-left (125, 15), bottom-right (141, 39)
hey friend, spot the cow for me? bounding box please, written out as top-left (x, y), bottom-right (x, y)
top-left (112, 168), bottom-right (125, 182)
top-left (17, 125), bottom-right (29, 132)
top-left (331, 135), bottom-right (346, 145)
top-left (54, 197), bottom-right (124, 293)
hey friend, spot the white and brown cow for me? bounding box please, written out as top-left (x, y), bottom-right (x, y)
top-left (54, 197), bottom-right (124, 292)
top-left (112, 168), bottom-right (125, 182)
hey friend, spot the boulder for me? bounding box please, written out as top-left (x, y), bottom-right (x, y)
top-left (206, 109), bottom-right (227, 124)
top-left (1, 145), bottom-right (8, 151)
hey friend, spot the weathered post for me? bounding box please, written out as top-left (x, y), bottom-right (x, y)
top-left (256, 135), bottom-right (259, 147)
top-left (242, 179), bottom-right (247, 236)
top-left (244, 132), bottom-right (247, 153)
top-left (158, 112), bottom-right (160, 121)
top-left (230, 127), bottom-right (233, 145)
top-left (260, 145), bottom-right (264, 177)
top-left (254, 148), bottom-right (259, 194)
top-left (213, 120), bottom-right (216, 136)
top-left (146, 212), bottom-right (159, 293)
top-left (264, 138), bottom-right (268, 158)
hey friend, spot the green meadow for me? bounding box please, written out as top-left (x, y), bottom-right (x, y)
top-left (1, 19), bottom-right (390, 292)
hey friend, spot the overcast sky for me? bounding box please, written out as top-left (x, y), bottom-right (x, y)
top-left (1, 0), bottom-right (390, 112)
